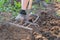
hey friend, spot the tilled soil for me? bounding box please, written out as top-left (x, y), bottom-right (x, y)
top-left (0, 3), bottom-right (60, 40)
top-left (0, 22), bottom-right (32, 40)
top-left (0, 11), bottom-right (60, 40)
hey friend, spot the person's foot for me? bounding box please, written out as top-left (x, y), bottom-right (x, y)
top-left (15, 10), bottom-right (27, 21)
top-left (15, 14), bottom-right (22, 21)
top-left (42, 1), bottom-right (48, 8)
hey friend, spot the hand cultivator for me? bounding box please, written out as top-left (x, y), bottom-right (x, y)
top-left (8, 14), bottom-right (40, 33)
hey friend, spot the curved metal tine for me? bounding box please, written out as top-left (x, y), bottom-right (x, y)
top-left (25, 22), bottom-right (36, 27)
top-left (8, 22), bottom-right (33, 30)
top-left (23, 22), bottom-right (28, 26)
top-left (26, 22), bottom-right (39, 28)
top-left (25, 21), bottom-right (37, 25)
top-left (23, 21), bottom-right (35, 26)
top-left (33, 14), bottom-right (39, 23)
top-left (26, 24), bottom-right (31, 27)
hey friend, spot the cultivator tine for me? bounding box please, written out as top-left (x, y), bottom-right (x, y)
top-left (8, 22), bottom-right (33, 30)
top-left (23, 16), bottom-right (40, 33)
top-left (33, 15), bottom-right (39, 23)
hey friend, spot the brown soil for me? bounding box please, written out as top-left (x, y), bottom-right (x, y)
top-left (0, 11), bottom-right (60, 40)
top-left (0, 3), bottom-right (60, 40)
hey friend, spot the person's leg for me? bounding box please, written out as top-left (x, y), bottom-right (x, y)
top-left (15, 0), bottom-right (30, 23)
top-left (21, 0), bottom-right (29, 10)
top-left (27, 0), bottom-right (36, 22)
top-left (16, 0), bottom-right (29, 16)
top-left (26, 0), bottom-right (33, 15)
top-left (28, 0), bottom-right (33, 9)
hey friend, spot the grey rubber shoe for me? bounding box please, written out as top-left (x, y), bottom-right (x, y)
top-left (15, 10), bottom-right (27, 21)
